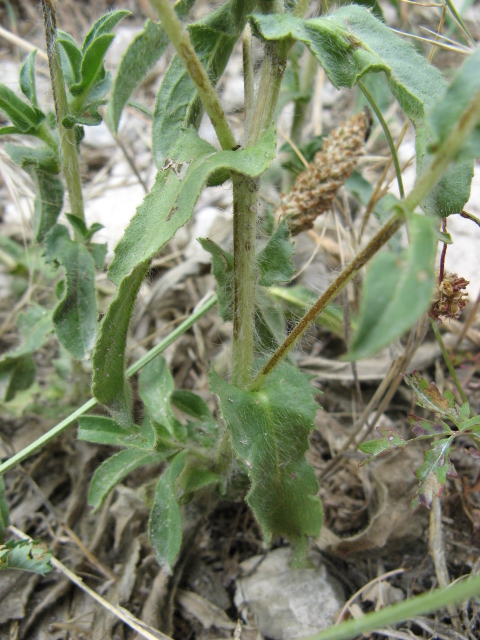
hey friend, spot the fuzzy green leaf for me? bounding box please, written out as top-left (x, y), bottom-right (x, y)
top-left (0, 539), bottom-right (52, 575)
top-left (6, 143), bottom-right (60, 174)
top-left (197, 238), bottom-right (234, 322)
top-left (19, 50), bottom-right (39, 108)
top-left (58, 31), bottom-right (82, 87)
top-left (92, 261), bottom-right (149, 427)
top-left (171, 390), bottom-right (213, 420)
top-left (30, 170), bottom-right (64, 242)
top-left (152, 0), bottom-right (256, 167)
top-left (88, 448), bottom-right (164, 512)
top-left (411, 438), bottom-right (457, 511)
top-left (0, 85), bottom-right (44, 132)
top-left (139, 357), bottom-right (186, 441)
top-left (45, 225), bottom-right (97, 360)
top-left (257, 219), bottom-right (295, 287)
top-left (69, 33), bottom-right (114, 100)
top-left (80, 413), bottom-right (178, 453)
top-left (0, 126), bottom-right (23, 136)
top-left (77, 415), bottom-right (131, 446)
top-left (249, 5), bottom-right (473, 217)
top-left (210, 362), bottom-right (323, 556)
top-left (107, 0), bottom-right (195, 131)
top-left (172, 390), bottom-right (219, 449)
top-left (358, 426), bottom-right (407, 466)
top-left (149, 450), bottom-right (187, 573)
top-left (6, 144), bottom-right (63, 242)
top-left (348, 214), bottom-right (437, 360)
top-left (178, 465), bottom-right (221, 497)
top-left (108, 20), bottom-right (170, 133)
top-left (427, 47), bottom-right (480, 163)
top-left (109, 125), bottom-right (276, 285)
top-left (82, 10), bottom-right (130, 53)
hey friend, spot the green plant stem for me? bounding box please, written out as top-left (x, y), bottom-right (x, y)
top-left (358, 80), bottom-right (404, 200)
top-left (302, 572), bottom-right (480, 640)
top-left (148, 0), bottom-right (237, 152)
top-left (0, 294), bottom-right (218, 476)
top-left (249, 213), bottom-right (404, 390)
top-left (243, 24), bottom-right (254, 136)
top-left (429, 317), bottom-right (468, 405)
top-left (231, 175), bottom-right (259, 386)
top-left (41, 0), bottom-right (85, 225)
top-left (230, 2), bottom-right (294, 386)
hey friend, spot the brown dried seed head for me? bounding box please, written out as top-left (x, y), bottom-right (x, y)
top-left (278, 109), bottom-right (370, 236)
top-left (430, 272), bottom-right (469, 321)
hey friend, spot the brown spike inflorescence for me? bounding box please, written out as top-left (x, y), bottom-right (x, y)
top-left (278, 109), bottom-right (372, 236)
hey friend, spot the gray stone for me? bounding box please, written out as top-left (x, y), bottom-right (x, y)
top-left (234, 547), bottom-right (345, 640)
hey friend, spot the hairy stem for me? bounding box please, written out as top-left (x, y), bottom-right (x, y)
top-left (149, 0), bottom-right (237, 151)
top-left (243, 24), bottom-right (255, 136)
top-left (231, 175), bottom-right (259, 386)
top-left (232, 2), bottom-right (293, 385)
top-left (249, 213), bottom-right (404, 390)
top-left (41, 0), bottom-right (84, 225)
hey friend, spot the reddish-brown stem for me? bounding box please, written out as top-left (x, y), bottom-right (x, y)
top-left (439, 218), bottom-right (447, 283)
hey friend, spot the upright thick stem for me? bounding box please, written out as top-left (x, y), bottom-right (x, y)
top-left (232, 9), bottom-right (291, 386)
top-left (41, 0), bottom-right (84, 224)
top-left (231, 175), bottom-right (259, 386)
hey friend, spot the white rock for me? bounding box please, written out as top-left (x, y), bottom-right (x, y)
top-left (234, 547), bottom-right (345, 640)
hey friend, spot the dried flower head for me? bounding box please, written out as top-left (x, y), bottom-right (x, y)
top-left (430, 272), bottom-right (469, 321)
top-left (278, 109), bottom-right (372, 236)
